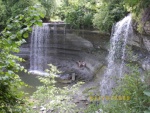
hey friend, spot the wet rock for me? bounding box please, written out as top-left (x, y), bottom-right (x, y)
top-left (18, 28), bottom-right (109, 81)
top-left (55, 73), bottom-right (76, 84)
top-left (144, 21), bottom-right (150, 35)
top-left (143, 36), bottom-right (150, 52)
top-left (56, 74), bottom-right (72, 84)
top-left (72, 73), bottom-right (76, 81)
top-left (78, 95), bottom-right (87, 101)
top-left (32, 106), bottom-right (37, 109)
top-left (40, 106), bottom-right (46, 112)
top-left (66, 34), bottom-right (94, 50)
top-left (142, 58), bottom-right (150, 71)
top-left (18, 25), bottom-right (150, 80)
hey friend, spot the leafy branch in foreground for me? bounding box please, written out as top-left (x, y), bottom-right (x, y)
top-left (0, 5), bottom-right (44, 113)
top-left (31, 64), bottom-right (83, 113)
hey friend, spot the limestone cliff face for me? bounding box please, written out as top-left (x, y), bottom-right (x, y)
top-left (143, 21), bottom-right (150, 35)
top-left (129, 9), bottom-right (150, 72)
top-left (18, 22), bottom-right (149, 81)
top-left (18, 25), bottom-right (110, 80)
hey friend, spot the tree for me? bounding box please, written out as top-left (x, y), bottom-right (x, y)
top-left (0, 5), bottom-right (44, 113)
top-left (57, 0), bottom-right (97, 29)
top-left (0, 0), bottom-right (40, 30)
top-left (93, 0), bottom-right (127, 33)
top-left (38, 0), bottom-right (57, 21)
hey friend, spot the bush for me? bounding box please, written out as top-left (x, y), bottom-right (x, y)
top-left (56, 1), bottom-right (96, 29)
top-left (85, 64), bottom-right (150, 113)
top-left (103, 64), bottom-right (150, 113)
top-left (31, 64), bottom-right (83, 113)
top-left (93, 1), bottom-right (127, 33)
top-left (0, 0), bottom-right (6, 30)
top-left (0, 5), bottom-right (44, 113)
top-left (85, 65), bottom-right (150, 113)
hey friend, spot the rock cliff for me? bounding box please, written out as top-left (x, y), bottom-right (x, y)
top-left (18, 22), bottom-right (150, 82)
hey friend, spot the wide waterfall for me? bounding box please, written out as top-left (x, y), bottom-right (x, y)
top-left (100, 14), bottom-right (133, 96)
top-left (29, 23), bottom-right (50, 76)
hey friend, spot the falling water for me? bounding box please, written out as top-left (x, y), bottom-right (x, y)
top-left (100, 14), bottom-right (133, 96)
top-left (29, 23), bottom-right (50, 76)
top-left (53, 22), bottom-right (58, 63)
top-left (119, 16), bottom-right (133, 76)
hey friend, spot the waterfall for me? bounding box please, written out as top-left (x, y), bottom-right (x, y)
top-left (29, 23), bottom-right (50, 76)
top-left (100, 14), bottom-right (133, 96)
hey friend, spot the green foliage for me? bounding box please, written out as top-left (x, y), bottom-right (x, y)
top-left (104, 64), bottom-right (150, 113)
top-left (124, 0), bottom-right (150, 13)
top-left (0, 0), bottom-right (58, 25)
top-left (6, 0), bottom-right (39, 17)
top-left (38, 0), bottom-right (57, 21)
top-left (85, 103), bottom-right (102, 113)
top-left (0, 5), bottom-right (44, 113)
top-left (143, 90), bottom-right (150, 97)
top-left (123, 0), bottom-right (150, 33)
top-left (0, 0), bottom-right (6, 30)
top-left (0, 0), bottom-right (41, 30)
top-left (93, 1), bottom-right (127, 33)
top-left (143, 89), bottom-right (150, 112)
top-left (65, 5), bottom-right (86, 29)
top-left (57, 0), bottom-right (150, 33)
top-left (85, 64), bottom-right (150, 113)
top-left (31, 64), bottom-right (83, 113)
top-left (57, 0), bottom-right (97, 29)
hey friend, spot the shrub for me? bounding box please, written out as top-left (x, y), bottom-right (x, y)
top-left (0, 5), bottom-right (44, 113)
top-left (93, 1), bottom-right (127, 33)
top-left (56, 0), bottom-right (96, 29)
top-left (31, 64), bottom-right (83, 113)
top-left (85, 64), bottom-right (150, 113)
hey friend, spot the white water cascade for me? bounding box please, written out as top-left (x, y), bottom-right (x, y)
top-left (100, 14), bottom-right (133, 96)
top-left (29, 23), bottom-right (50, 76)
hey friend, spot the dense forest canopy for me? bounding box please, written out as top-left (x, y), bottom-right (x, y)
top-left (0, 0), bottom-right (150, 32)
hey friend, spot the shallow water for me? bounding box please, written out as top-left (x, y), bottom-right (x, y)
top-left (19, 71), bottom-right (41, 96)
top-left (19, 70), bottom-right (72, 96)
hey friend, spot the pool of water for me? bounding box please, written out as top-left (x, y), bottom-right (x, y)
top-left (19, 70), bottom-right (71, 96)
top-left (19, 71), bottom-right (42, 96)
